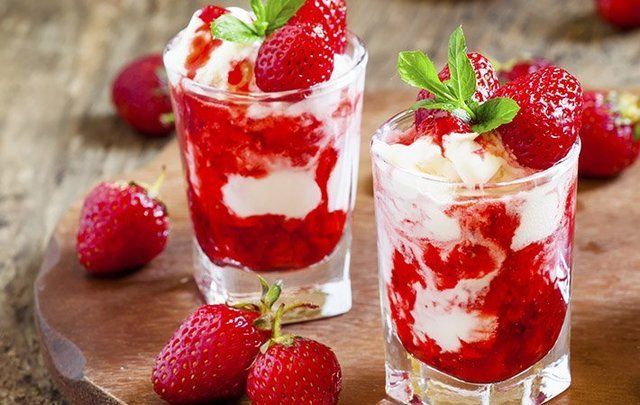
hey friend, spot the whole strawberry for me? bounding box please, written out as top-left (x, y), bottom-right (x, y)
top-left (399, 28), bottom-right (520, 146)
top-left (579, 90), bottom-right (640, 177)
top-left (152, 278), bottom-right (282, 404)
top-left (247, 306), bottom-right (342, 405)
top-left (255, 23), bottom-right (334, 92)
top-left (498, 57), bottom-right (553, 83)
top-left (496, 66), bottom-right (584, 169)
top-left (211, 0), bottom-right (336, 93)
top-left (415, 52), bottom-right (499, 132)
top-left (290, 0), bottom-right (347, 53)
top-left (111, 54), bottom-right (173, 137)
top-left (596, 0), bottom-right (640, 29)
top-left (76, 174), bottom-right (168, 274)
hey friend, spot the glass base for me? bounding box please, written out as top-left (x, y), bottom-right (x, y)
top-left (194, 226), bottom-right (352, 323)
top-left (384, 310), bottom-right (571, 404)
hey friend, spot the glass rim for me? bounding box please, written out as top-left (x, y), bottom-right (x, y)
top-left (371, 109), bottom-right (581, 190)
top-left (163, 30), bottom-right (368, 101)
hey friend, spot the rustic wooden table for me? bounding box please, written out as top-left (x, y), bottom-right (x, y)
top-left (1, 0), bottom-right (639, 403)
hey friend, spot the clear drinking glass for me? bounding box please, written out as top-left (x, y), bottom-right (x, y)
top-left (371, 110), bottom-right (579, 403)
top-left (164, 33), bottom-right (367, 322)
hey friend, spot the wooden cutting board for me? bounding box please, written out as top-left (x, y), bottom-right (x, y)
top-left (34, 91), bottom-right (640, 404)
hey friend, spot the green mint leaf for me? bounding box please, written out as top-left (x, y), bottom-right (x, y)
top-left (411, 99), bottom-right (459, 113)
top-left (264, 0), bottom-right (305, 35)
top-left (211, 14), bottom-right (261, 44)
top-left (472, 97), bottom-right (520, 134)
top-left (251, 0), bottom-right (267, 21)
top-left (634, 122), bottom-right (640, 142)
top-left (397, 51), bottom-right (455, 102)
top-left (446, 26), bottom-right (476, 103)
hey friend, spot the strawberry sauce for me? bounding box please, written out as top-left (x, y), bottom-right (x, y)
top-left (170, 83), bottom-right (360, 271)
top-left (374, 143), bottom-right (577, 383)
top-left (185, 25), bottom-right (222, 79)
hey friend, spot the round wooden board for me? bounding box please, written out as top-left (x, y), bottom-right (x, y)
top-left (35, 91), bottom-right (640, 404)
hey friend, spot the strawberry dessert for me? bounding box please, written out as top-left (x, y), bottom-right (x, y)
top-left (163, 1), bottom-right (366, 317)
top-left (372, 27), bottom-right (582, 403)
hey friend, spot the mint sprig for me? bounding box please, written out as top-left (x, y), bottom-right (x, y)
top-left (211, 0), bottom-right (305, 43)
top-left (398, 26), bottom-right (519, 134)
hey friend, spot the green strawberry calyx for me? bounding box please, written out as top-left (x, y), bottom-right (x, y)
top-left (233, 276), bottom-right (317, 334)
top-left (211, 0), bottom-right (305, 44)
top-left (397, 26), bottom-right (520, 134)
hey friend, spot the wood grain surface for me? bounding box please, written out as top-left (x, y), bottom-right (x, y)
top-left (35, 90), bottom-right (640, 404)
top-left (2, 0), bottom-right (640, 403)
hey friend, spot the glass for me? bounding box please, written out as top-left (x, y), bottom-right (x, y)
top-left (371, 110), bottom-right (579, 403)
top-left (164, 32), bottom-right (367, 322)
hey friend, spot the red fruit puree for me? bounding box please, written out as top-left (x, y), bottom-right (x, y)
top-left (166, 10), bottom-right (364, 272)
top-left (170, 83), bottom-right (360, 271)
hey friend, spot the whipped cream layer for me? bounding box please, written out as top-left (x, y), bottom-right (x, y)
top-left (372, 131), bottom-right (529, 186)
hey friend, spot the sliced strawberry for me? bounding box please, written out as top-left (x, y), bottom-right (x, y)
top-left (255, 23), bottom-right (334, 92)
top-left (495, 66), bottom-right (583, 170)
top-left (579, 90), bottom-right (640, 177)
top-left (290, 0), bottom-right (347, 53)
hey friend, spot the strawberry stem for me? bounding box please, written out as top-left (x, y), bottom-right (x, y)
top-left (148, 166), bottom-right (166, 199)
top-left (272, 304), bottom-right (285, 339)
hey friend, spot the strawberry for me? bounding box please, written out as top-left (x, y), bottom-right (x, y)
top-left (152, 278), bottom-right (282, 404)
top-left (416, 110), bottom-right (473, 144)
top-left (596, 0), bottom-right (640, 29)
top-left (76, 173), bottom-right (168, 275)
top-left (579, 90), bottom-right (640, 177)
top-left (415, 52), bottom-right (499, 130)
top-left (289, 0), bottom-right (348, 53)
top-left (255, 23), bottom-right (334, 92)
top-left (498, 57), bottom-right (553, 83)
top-left (495, 66), bottom-right (584, 170)
top-left (111, 54), bottom-right (174, 137)
top-left (438, 52), bottom-right (500, 103)
top-left (247, 306), bottom-right (342, 405)
top-left (198, 4), bottom-right (227, 25)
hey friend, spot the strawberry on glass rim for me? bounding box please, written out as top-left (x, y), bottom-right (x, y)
top-left (163, 1), bottom-right (366, 321)
top-left (372, 26), bottom-right (582, 404)
top-left (209, 0), bottom-right (349, 92)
